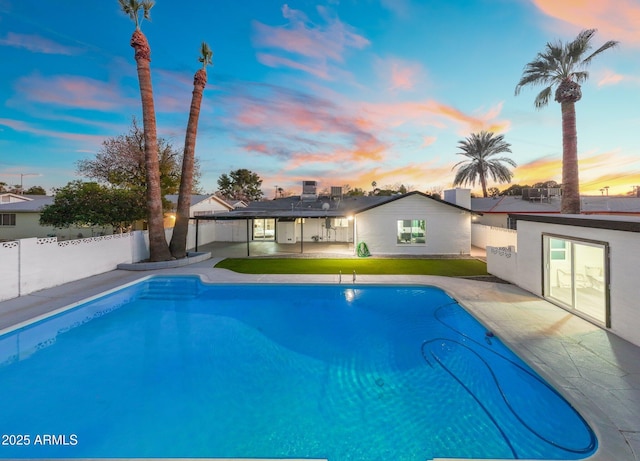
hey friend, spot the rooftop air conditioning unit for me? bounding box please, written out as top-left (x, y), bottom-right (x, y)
top-left (301, 180), bottom-right (318, 202)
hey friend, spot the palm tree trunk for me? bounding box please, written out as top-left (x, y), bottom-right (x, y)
top-left (170, 69), bottom-right (207, 258)
top-left (560, 101), bottom-right (581, 214)
top-left (479, 171), bottom-right (488, 197)
top-left (131, 30), bottom-right (172, 261)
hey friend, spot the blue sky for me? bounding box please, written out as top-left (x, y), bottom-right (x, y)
top-left (1, 0), bottom-right (639, 197)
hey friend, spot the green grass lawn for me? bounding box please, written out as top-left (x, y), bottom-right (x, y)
top-left (214, 258), bottom-right (488, 277)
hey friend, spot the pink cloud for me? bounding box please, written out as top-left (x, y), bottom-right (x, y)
top-left (421, 136), bottom-right (437, 147)
top-left (361, 99), bottom-right (510, 135)
top-left (530, 0), bottom-right (640, 45)
top-left (252, 4), bottom-right (370, 79)
top-left (0, 32), bottom-right (81, 55)
top-left (378, 58), bottom-right (424, 91)
top-left (14, 73), bottom-right (135, 111)
top-left (598, 70), bottom-right (625, 86)
top-left (221, 81), bottom-right (509, 187)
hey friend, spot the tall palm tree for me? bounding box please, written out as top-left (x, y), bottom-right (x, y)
top-left (515, 29), bottom-right (618, 214)
top-left (452, 131), bottom-right (516, 197)
top-left (118, 0), bottom-right (172, 261)
top-left (170, 42), bottom-right (213, 259)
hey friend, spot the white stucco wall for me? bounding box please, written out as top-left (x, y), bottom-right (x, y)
top-left (0, 241), bottom-right (20, 301)
top-left (472, 223), bottom-right (517, 249)
top-left (355, 194), bottom-right (471, 255)
top-left (486, 246), bottom-right (518, 284)
top-left (18, 234), bottom-right (133, 296)
top-left (514, 220), bottom-right (640, 347)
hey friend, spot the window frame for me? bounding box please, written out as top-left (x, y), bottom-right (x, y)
top-left (396, 219), bottom-right (426, 245)
top-left (0, 213), bottom-right (16, 226)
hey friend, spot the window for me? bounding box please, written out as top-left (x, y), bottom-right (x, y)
top-left (549, 238), bottom-right (567, 260)
top-left (0, 213), bottom-right (16, 226)
top-left (397, 219), bottom-right (425, 244)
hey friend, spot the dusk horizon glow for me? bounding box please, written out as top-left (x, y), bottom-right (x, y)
top-left (1, 0), bottom-right (639, 198)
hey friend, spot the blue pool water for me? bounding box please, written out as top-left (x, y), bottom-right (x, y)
top-left (0, 276), bottom-right (596, 460)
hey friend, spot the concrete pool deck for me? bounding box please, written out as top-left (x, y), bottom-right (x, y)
top-left (0, 256), bottom-right (638, 461)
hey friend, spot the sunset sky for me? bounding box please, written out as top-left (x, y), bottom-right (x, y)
top-left (1, 0), bottom-right (639, 197)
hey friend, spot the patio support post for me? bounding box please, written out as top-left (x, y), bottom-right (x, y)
top-left (246, 219), bottom-right (250, 256)
top-left (194, 217), bottom-right (199, 252)
top-left (300, 219), bottom-right (304, 254)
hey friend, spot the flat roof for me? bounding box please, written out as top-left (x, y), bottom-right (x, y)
top-left (511, 213), bottom-right (640, 233)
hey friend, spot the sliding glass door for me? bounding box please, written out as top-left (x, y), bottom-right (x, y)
top-left (253, 219), bottom-right (275, 240)
top-left (543, 235), bottom-right (609, 326)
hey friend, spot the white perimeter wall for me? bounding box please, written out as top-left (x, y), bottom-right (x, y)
top-left (356, 194), bottom-right (471, 255)
top-left (0, 234), bottom-right (133, 302)
top-left (488, 220), bottom-right (640, 347)
top-left (0, 220), bottom-right (219, 303)
top-left (471, 223), bottom-right (517, 249)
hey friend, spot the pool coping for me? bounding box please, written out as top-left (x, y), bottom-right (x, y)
top-left (0, 262), bottom-right (638, 461)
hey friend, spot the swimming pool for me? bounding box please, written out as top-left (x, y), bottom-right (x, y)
top-left (0, 276), bottom-right (596, 460)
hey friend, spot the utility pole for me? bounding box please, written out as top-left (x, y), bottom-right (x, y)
top-left (18, 173), bottom-right (39, 194)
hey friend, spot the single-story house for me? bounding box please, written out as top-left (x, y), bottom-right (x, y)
top-left (0, 195), bottom-right (101, 241)
top-left (201, 186), bottom-right (477, 256)
top-left (164, 194), bottom-right (234, 227)
top-left (472, 191), bottom-right (640, 229)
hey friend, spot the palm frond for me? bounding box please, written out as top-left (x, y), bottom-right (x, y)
top-left (118, 0), bottom-right (154, 29)
top-left (534, 87), bottom-right (552, 109)
top-left (583, 40), bottom-right (619, 65)
top-left (515, 29), bottom-right (618, 108)
top-left (452, 131), bottom-right (516, 191)
top-left (199, 42), bottom-right (214, 68)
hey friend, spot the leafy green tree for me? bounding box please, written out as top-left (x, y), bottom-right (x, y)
top-left (452, 131), bottom-right (516, 197)
top-left (345, 187), bottom-right (365, 197)
top-left (217, 169), bottom-right (264, 201)
top-left (119, 0), bottom-right (171, 261)
top-left (499, 184), bottom-right (531, 196)
top-left (40, 181), bottom-right (146, 232)
top-left (487, 187), bottom-right (500, 197)
top-left (170, 42), bottom-right (213, 259)
top-left (533, 180), bottom-right (560, 189)
top-left (515, 29), bottom-right (618, 214)
top-left (24, 186), bottom-right (47, 195)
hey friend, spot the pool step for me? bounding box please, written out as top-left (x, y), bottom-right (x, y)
top-left (138, 279), bottom-right (200, 300)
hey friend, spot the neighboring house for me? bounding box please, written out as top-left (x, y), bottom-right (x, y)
top-left (164, 194), bottom-right (234, 222)
top-left (487, 213), bottom-right (640, 348)
top-left (206, 184), bottom-right (477, 256)
top-left (0, 193), bottom-right (35, 204)
top-left (0, 193), bottom-right (232, 241)
top-left (472, 192), bottom-right (640, 229)
top-left (0, 195), bottom-right (111, 241)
